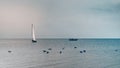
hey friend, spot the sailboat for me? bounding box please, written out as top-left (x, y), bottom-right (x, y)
top-left (32, 24), bottom-right (37, 42)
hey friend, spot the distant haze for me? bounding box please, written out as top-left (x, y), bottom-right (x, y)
top-left (0, 0), bottom-right (120, 39)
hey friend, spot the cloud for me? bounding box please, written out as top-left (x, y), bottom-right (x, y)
top-left (0, 0), bottom-right (120, 38)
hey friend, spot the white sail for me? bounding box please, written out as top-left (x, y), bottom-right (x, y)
top-left (32, 24), bottom-right (37, 42)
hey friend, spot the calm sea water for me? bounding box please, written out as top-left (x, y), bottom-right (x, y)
top-left (0, 39), bottom-right (120, 68)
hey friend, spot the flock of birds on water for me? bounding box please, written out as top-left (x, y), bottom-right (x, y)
top-left (42, 46), bottom-right (87, 54)
top-left (39, 39), bottom-right (87, 54)
top-left (7, 46), bottom-right (119, 55)
top-left (7, 46), bottom-right (87, 54)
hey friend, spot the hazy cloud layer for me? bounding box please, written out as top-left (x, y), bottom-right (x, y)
top-left (0, 0), bottom-right (120, 38)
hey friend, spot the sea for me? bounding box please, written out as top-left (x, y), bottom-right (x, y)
top-left (0, 39), bottom-right (120, 68)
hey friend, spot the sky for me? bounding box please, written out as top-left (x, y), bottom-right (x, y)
top-left (0, 0), bottom-right (120, 39)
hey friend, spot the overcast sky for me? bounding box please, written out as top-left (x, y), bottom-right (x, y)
top-left (0, 0), bottom-right (120, 39)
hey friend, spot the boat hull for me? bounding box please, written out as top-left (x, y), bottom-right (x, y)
top-left (32, 40), bottom-right (37, 43)
top-left (69, 38), bottom-right (78, 41)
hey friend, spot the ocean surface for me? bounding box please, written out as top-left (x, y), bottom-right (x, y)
top-left (0, 39), bottom-right (120, 68)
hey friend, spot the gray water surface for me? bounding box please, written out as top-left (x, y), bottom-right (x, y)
top-left (0, 39), bottom-right (120, 68)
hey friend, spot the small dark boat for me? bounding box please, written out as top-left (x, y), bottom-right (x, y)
top-left (80, 51), bottom-right (83, 53)
top-left (83, 50), bottom-right (86, 53)
top-left (8, 50), bottom-right (12, 53)
top-left (115, 49), bottom-right (118, 52)
top-left (69, 38), bottom-right (78, 41)
top-left (43, 50), bottom-right (46, 52)
top-left (74, 46), bottom-right (77, 49)
top-left (48, 48), bottom-right (52, 50)
top-left (59, 51), bottom-right (62, 54)
top-left (46, 51), bottom-right (49, 54)
top-left (62, 48), bottom-right (65, 50)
